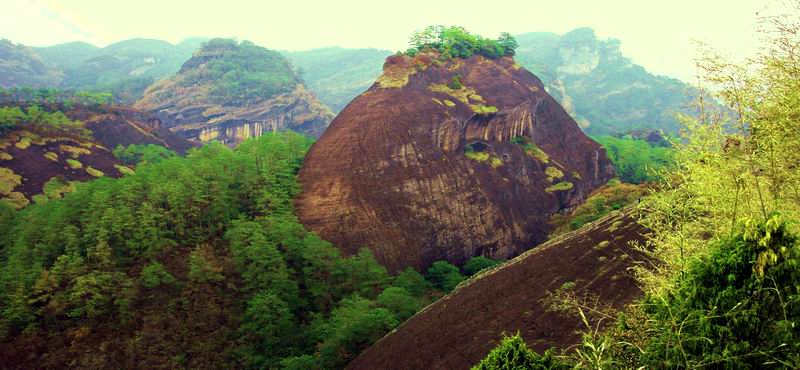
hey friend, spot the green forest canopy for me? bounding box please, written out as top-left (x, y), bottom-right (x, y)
top-left (0, 132), bottom-right (474, 369)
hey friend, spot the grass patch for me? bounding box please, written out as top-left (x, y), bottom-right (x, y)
top-left (15, 137), bottom-right (31, 149)
top-left (465, 151), bottom-right (490, 162)
top-left (470, 104), bottom-right (497, 115)
top-left (43, 177), bottom-right (76, 199)
top-left (490, 157), bottom-right (503, 168)
top-left (1, 191), bottom-right (28, 209)
top-left (594, 240), bottom-right (610, 250)
top-left (443, 99), bottom-right (455, 107)
top-left (377, 61), bottom-right (418, 88)
top-left (66, 159), bottom-right (82, 169)
top-left (545, 166), bottom-right (564, 182)
top-left (0, 167), bottom-right (22, 195)
top-left (524, 143), bottom-right (549, 163)
top-left (43, 152), bottom-right (58, 161)
top-left (59, 144), bottom-right (91, 158)
top-left (545, 181), bottom-right (574, 193)
top-left (114, 164), bottom-right (135, 175)
top-left (0, 152), bottom-right (11, 160)
top-left (86, 166), bottom-right (104, 178)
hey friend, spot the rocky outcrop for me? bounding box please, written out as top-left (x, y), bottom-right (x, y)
top-left (134, 40), bottom-right (333, 145)
top-left (296, 53), bottom-right (614, 272)
top-left (347, 211), bottom-right (648, 369)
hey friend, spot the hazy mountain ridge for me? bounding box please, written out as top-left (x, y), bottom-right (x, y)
top-left (514, 28), bottom-right (695, 134)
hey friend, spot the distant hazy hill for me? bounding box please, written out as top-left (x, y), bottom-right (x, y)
top-left (514, 28), bottom-right (695, 135)
top-left (13, 38), bottom-right (208, 103)
top-left (0, 39), bottom-right (63, 88)
top-left (283, 47), bottom-right (392, 112)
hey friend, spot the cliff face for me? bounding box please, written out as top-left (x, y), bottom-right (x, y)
top-left (133, 40), bottom-right (333, 145)
top-left (296, 52), bottom-right (614, 271)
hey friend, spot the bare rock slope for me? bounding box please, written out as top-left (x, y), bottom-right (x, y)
top-left (296, 52), bottom-right (614, 271)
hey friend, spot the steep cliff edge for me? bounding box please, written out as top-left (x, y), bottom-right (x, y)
top-left (134, 39), bottom-right (333, 145)
top-left (296, 52), bottom-right (614, 271)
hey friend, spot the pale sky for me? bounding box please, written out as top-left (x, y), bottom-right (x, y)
top-left (0, 0), bottom-right (786, 82)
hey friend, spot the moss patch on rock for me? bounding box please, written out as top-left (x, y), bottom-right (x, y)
top-left (545, 181), bottom-right (574, 193)
top-left (85, 166), bottom-right (104, 178)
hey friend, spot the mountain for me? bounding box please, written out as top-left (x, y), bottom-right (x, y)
top-left (284, 47), bottom-right (393, 112)
top-left (296, 48), bottom-right (614, 272)
top-left (0, 95), bottom-right (194, 208)
top-left (348, 210), bottom-right (647, 369)
top-left (34, 38), bottom-right (207, 103)
top-left (514, 28), bottom-right (695, 134)
top-left (0, 39), bottom-right (63, 88)
top-left (134, 39), bottom-right (333, 144)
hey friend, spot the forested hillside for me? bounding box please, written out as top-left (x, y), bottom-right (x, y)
top-left (0, 132), bottom-right (479, 369)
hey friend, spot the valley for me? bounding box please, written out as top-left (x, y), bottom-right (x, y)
top-left (1, 3), bottom-right (799, 370)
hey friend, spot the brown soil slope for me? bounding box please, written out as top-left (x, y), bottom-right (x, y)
top-left (296, 53), bottom-right (614, 271)
top-left (348, 210), bottom-right (648, 370)
top-left (0, 104), bottom-right (194, 207)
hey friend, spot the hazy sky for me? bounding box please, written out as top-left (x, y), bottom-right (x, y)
top-left (0, 0), bottom-right (784, 82)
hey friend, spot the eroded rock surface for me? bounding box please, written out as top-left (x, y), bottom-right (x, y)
top-left (296, 53), bottom-right (614, 271)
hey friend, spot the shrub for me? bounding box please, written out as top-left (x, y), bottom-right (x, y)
top-left (66, 159), bottom-right (82, 169)
top-left (472, 333), bottom-right (571, 370)
top-left (139, 262), bottom-right (176, 288)
top-left (638, 216), bottom-right (800, 368)
top-left (448, 75), bottom-right (464, 90)
top-left (544, 166), bottom-right (564, 182)
top-left (426, 261), bottom-right (465, 292)
top-left (463, 256), bottom-right (500, 276)
top-left (85, 166), bottom-right (103, 177)
top-left (377, 287), bottom-right (421, 321)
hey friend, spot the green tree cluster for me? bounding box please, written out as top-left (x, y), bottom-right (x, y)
top-left (112, 143), bottom-right (177, 165)
top-left (406, 26), bottom-right (517, 59)
top-left (0, 104), bottom-right (90, 138)
top-left (0, 131), bottom-right (448, 369)
top-left (593, 135), bottom-right (674, 184)
top-left (195, 39), bottom-right (298, 103)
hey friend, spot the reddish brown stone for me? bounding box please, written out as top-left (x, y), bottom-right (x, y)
top-left (296, 54), bottom-right (614, 272)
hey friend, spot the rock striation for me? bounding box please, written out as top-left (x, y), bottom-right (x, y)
top-left (296, 52), bottom-right (614, 271)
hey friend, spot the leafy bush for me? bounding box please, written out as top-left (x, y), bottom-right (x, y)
top-left (637, 216), bottom-right (800, 368)
top-left (472, 333), bottom-right (571, 370)
top-left (113, 143), bottom-right (176, 165)
top-left (594, 135), bottom-right (673, 184)
top-left (426, 261), bottom-right (465, 292)
top-left (463, 256), bottom-right (500, 276)
top-left (139, 262), bottom-right (175, 288)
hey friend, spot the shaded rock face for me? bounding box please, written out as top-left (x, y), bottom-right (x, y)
top-left (296, 53), bottom-right (614, 272)
top-left (347, 211), bottom-right (648, 370)
top-left (133, 43), bottom-right (333, 145)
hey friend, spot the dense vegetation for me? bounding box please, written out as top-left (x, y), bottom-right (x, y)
top-left (112, 143), bottom-right (177, 165)
top-left (0, 132), bottom-right (471, 368)
top-left (0, 104), bottom-right (89, 138)
top-left (194, 39), bottom-right (298, 103)
top-left (593, 135), bottom-right (674, 183)
top-left (405, 26), bottom-right (517, 59)
top-left (476, 10), bottom-right (800, 369)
